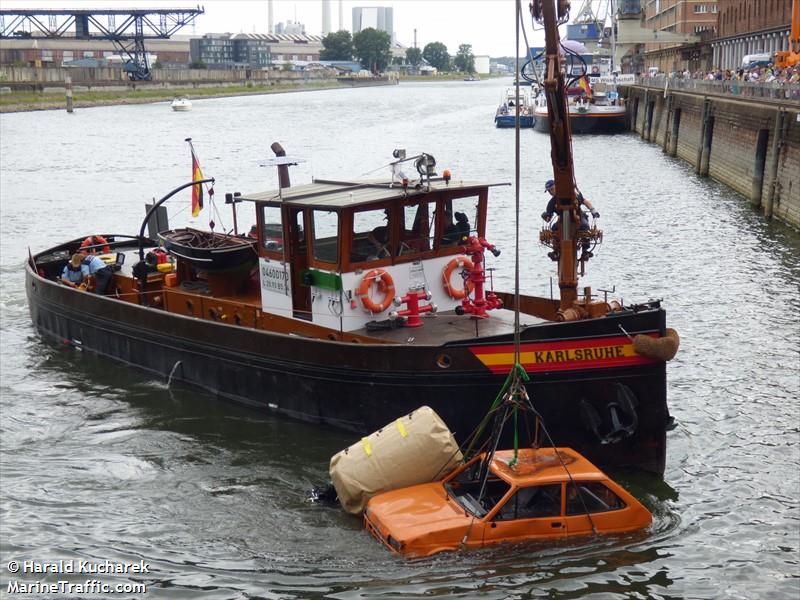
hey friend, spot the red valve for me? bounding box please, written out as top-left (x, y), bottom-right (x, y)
top-left (390, 288), bottom-right (437, 328)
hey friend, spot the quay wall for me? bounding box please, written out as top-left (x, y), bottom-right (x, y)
top-left (0, 66), bottom-right (397, 92)
top-left (622, 82), bottom-right (800, 229)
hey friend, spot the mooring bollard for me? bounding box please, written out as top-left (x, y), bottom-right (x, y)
top-left (65, 74), bottom-right (73, 113)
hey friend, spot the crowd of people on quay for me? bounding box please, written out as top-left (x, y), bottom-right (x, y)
top-left (642, 64), bottom-right (800, 99)
top-left (669, 65), bottom-right (800, 84)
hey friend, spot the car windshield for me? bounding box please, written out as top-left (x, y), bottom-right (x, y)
top-left (445, 469), bottom-right (510, 518)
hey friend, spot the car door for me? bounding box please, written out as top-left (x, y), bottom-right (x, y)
top-left (563, 481), bottom-right (627, 535)
top-left (482, 484), bottom-right (566, 544)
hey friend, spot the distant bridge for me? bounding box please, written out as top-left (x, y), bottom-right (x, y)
top-left (0, 7), bottom-right (204, 80)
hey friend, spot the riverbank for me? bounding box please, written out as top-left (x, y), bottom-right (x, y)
top-left (0, 80), bottom-right (369, 113)
top-left (0, 72), bottom-right (506, 113)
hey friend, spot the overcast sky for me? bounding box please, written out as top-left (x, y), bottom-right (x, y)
top-left (2, 0), bottom-right (553, 57)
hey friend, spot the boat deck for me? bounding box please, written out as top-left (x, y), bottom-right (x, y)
top-left (352, 308), bottom-right (546, 345)
top-left (100, 249), bottom-right (549, 345)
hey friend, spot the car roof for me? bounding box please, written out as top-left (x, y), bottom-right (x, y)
top-left (489, 447), bottom-right (607, 486)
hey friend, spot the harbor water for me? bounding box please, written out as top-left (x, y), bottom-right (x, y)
top-left (1, 80), bottom-right (798, 598)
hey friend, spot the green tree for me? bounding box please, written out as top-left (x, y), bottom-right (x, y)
top-left (423, 41), bottom-right (450, 71)
top-left (320, 30), bottom-right (353, 61)
top-left (353, 27), bottom-right (392, 73)
top-left (406, 46), bottom-right (422, 67)
top-left (454, 44), bottom-right (475, 74)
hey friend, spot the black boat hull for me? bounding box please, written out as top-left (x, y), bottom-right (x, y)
top-left (26, 262), bottom-right (669, 475)
top-left (534, 114), bottom-right (628, 134)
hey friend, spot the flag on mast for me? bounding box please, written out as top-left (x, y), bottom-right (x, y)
top-left (187, 138), bottom-right (204, 217)
top-left (578, 75), bottom-right (593, 100)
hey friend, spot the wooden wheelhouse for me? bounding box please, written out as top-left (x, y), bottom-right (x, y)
top-left (242, 177), bottom-right (498, 333)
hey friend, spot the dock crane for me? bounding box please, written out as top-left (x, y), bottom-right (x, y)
top-left (531, 0), bottom-right (604, 320)
top-left (774, 0), bottom-right (799, 69)
top-left (0, 7), bottom-right (204, 80)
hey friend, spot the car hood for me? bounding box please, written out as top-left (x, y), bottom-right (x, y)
top-left (365, 482), bottom-right (474, 538)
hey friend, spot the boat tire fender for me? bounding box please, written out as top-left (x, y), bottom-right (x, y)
top-left (633, 328), bottom-right (680, 361)
top-left (442, 256), bottom-right (475, 299)
top-left (358, 269), bottom-right (395, 314)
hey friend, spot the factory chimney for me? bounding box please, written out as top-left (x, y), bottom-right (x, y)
top-left (338, 0), bottom-right (343, 31)
top-left (268, 0), bottom-right (274, 33)
top-left (322, 0), bottom-right (331, 35)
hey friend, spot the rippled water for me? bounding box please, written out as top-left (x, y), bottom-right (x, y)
top-left (1, 80), bottom-right (798, 599)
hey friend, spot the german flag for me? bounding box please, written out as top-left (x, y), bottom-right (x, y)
top-left (578, 75), bottom-right (593, 100)
top-left (191, 148), bottom-right (204, 217)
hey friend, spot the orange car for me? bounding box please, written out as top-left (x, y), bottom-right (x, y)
top-left (363, 447), bottom-right (652, 557)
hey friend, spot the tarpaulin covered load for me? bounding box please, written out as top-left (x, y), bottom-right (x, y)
top-left (330, 406), bottom-right (463, 515)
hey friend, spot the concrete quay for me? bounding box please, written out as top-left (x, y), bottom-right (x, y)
top-left (621, 78), bottom-right (800, 229)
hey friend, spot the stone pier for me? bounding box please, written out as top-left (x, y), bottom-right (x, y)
top-left (621, 79), bottom-right (800, 229)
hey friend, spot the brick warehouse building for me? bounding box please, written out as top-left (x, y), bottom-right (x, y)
top-left (711, 0), bottom-right (793, 70)
top-left (641, 0), bottom-right (720, 73)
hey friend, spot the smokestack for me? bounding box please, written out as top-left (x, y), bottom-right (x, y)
top-left (338, 0), bottom-right (343, 31)
top-left (268, 0), bottom-right (273, 33)
top-left (271, 142), bottom-right (291, 189)
top-left (322, 0), bottom-right (331, 35)
top-left (414, 28), bottom-right (417, 49)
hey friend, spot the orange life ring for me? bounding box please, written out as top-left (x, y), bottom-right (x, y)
top-left (357, 269), bottom-right (395, 313)
top-left (442, 256), bottom-right (475, 299)
top-left (80, 235), bottom-right (110, 254)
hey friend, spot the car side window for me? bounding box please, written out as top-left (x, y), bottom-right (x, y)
top-left (495, 484), bottom-right (562, 521)
top-left (565, 482), bottom-right (626, 514)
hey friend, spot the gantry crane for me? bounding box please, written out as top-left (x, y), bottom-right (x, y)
top-left (0, 7), bottom-right (204, 80)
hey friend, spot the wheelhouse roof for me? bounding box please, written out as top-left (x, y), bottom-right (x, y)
top-left (238, 177), bottom-right (508, 210)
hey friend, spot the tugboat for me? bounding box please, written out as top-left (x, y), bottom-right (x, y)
top-left (25, 5), bottom-right (677, 474)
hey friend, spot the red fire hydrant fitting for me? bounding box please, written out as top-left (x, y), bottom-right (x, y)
top-left (390, 288), bottom-right (437, 327)
top-left (456, 236), bottom-right (503, 319)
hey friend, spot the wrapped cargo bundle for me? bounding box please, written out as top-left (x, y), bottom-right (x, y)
top-left (330, 406), bottom-right (463, 515)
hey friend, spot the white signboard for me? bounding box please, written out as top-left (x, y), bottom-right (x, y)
top-left (599, 74), bottom-right (635, 85)
top-left (259, 258), bottom-right (293, 317)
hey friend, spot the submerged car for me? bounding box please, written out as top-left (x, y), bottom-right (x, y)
top-left (363, 447), bottom-right (652, 557)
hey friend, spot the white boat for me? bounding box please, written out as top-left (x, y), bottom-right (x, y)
top-left (533, 78), bottom-right (626, 133)
top-left (170, 97), bottom-right (192, 112)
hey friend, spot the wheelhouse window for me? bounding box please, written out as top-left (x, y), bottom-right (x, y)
top-left (565, 482), bottom-right (625, 514)
top-left (439, 196), bottom-right (479, 247)
top-left (261, 205), bottom-right (284, 253)
top-left (312, 209), bottom-right (339, 264)
top-left (399, 201), bottom-right (433, 256)
top-left (350, 207), bottom-right (390, 263)
top-left (494, 484), bottom-right (562, 521)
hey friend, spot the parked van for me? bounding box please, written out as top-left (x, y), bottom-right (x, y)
top-left (741, 53), bottom-right (772, 69)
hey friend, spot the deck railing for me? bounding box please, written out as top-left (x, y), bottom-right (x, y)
top-left (632, 76), bottom-right (800, 102)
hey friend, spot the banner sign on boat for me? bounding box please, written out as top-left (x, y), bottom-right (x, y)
top-left (468, 334), bottom-right (659, 374)
top-left (599, 74), bottom-right (635, 85)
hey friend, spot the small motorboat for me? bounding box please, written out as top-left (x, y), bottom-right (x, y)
top-left (171, 96), bottom-right (192, 111)
top-left (363, 446), bottom-right (652, 557)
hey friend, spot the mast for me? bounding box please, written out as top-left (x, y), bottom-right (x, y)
top-left (531, 0), bottom-right (581, 312)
